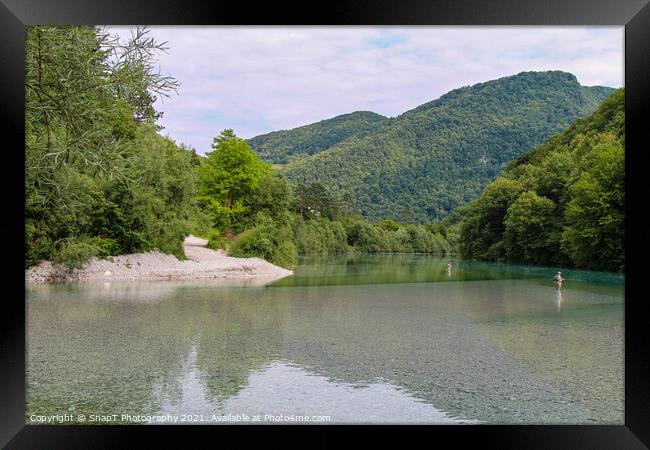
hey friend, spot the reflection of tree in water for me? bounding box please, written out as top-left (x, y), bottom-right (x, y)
top-left (275, 254), bottom-right (461, 287)
top-left (188, 289), bottom-right (286, 401)
top-left (27, 285), bottom-right (288, 422)
top-left (275, 284), bottom-right (501, 419)
top-left (273, 254), bottom-right (549, 289)
top-left (26, 288), bottom-right (197, 420)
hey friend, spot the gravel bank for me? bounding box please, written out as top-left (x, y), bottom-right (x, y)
top-left (25, 235), bottom-right (293, 285)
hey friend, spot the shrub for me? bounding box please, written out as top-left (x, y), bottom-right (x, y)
top-left (294, 217), bottom-right (350, 255)
top-left (206, 229), bottom-right (230, 251)
top-left (52, 236), bottom-right (120, 272)
top-left (228, 213), bottom-right (297, 268)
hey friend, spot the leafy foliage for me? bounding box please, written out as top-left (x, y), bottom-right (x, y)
top-left (292, 181), bottom-right (341, 220)
top-left (504, 191), bottom-right (558, 263)
top-left (248, 173), bottom-right (295, 220)
top-left (197, 129), bottom-right (269, 232)
top-left (27, 30), bottom-right (617, 274)
top-left (25, 26), bottom-right (200, 269)
top-left (205, 171), bottom-right (456, 268)
top-left (228, 212), bottom-right (298, 268)
top-left (291, 215), bottom-right (350, 255)
top-left (561, 139), bottom-right (624, 270)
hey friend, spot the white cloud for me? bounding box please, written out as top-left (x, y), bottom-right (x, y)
top-left (108, 26), bottom-right (623, 153)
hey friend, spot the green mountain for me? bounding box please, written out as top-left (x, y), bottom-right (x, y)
top-left (247, 111), bottom-right (388, 164)
top-left (459, 88), bottom-right (624, 271)
top-left (262, 71), bottom-right (614, 222)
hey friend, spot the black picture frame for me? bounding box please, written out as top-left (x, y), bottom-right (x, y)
top-left (1, 0), bottom-right (648, 447)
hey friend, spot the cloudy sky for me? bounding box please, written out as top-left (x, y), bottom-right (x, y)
top-left (109, 26), bottom-right (623, 153)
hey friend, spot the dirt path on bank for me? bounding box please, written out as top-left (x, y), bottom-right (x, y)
top-left (182, 235), bottom-right (226, 261)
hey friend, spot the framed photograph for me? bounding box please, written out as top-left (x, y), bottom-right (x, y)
top-left (2, 0), bottom-right (648, 447)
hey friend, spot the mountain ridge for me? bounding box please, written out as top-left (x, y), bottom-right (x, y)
top-left (249, 71), bottom-right (616, 222)
top-left (247, 110), bottom-right (389, 164)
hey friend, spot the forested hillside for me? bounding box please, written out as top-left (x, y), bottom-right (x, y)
top-left (459, 89), bottom-right (624, 271)
top-left (247, 111), bottom-right (388, 164)
top-left (277, 71), bottom-right (614, 222)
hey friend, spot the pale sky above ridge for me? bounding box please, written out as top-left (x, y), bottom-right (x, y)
top-left (109, 26), bottom-right (624, 154)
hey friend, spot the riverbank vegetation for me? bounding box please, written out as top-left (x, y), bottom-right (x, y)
top-left (24, 27), bottom-right (454, 272)
top-left (25, 26), bottom-right (208, 269)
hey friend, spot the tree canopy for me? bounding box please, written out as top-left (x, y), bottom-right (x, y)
top-left (197, 129), bottom-right (270, 232)
top-left (25, 28), bottom-right (621, 274)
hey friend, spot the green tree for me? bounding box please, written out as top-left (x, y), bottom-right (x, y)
top-left (229, 212), bottom-right (297, 268)
top-left (197, 129), bottom-right (269, 233)
top-left (459, 88), bottom-right (624, 270)
top-left (504, 191), bottom-right (558, 264)
top-left (379, 219), bottom-right (401, 231)
top-left (293, 182), bottom-right (341, 220)
top-left (340, 191), bottom-right (357, 216)
top-left (342, 217), bottom-right (388, 252)
top-left (25, 26), bottom-right (178, 198)
top-left (460, 177), bottom-right (523, 261)
top-left (248, 173), bottom-right (294, 220)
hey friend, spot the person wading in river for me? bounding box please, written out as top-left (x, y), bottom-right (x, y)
top-left (554, 271), bottom-right (564, 290)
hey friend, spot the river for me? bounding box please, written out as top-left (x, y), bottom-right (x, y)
top-left (26, 254), bottom-right (624, 424)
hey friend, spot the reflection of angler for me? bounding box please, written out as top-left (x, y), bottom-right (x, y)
top-left (555, 289), bottom-right (563, 312)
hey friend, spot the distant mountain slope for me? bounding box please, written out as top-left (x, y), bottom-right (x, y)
top-left (247, 111), bottom-right (389, 164)
top-left (275, 71), bottom-right (614, 222)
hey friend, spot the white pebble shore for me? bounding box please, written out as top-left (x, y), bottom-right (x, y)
top-left (25, 235), bottom-right (293, 285)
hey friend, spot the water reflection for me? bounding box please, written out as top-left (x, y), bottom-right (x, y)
top-left (26, 256), bottom-right (624, 425)
top-left (154, 353), bottom-right (473, 424)
top-left (555, 289), bottom-right (563, 312)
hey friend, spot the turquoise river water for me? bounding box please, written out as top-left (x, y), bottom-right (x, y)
top-left (26, 255), bottom-right (624, 424)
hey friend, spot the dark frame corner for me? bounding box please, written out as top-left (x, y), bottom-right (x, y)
top-left (1, 0), bottom-right (648, 448)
